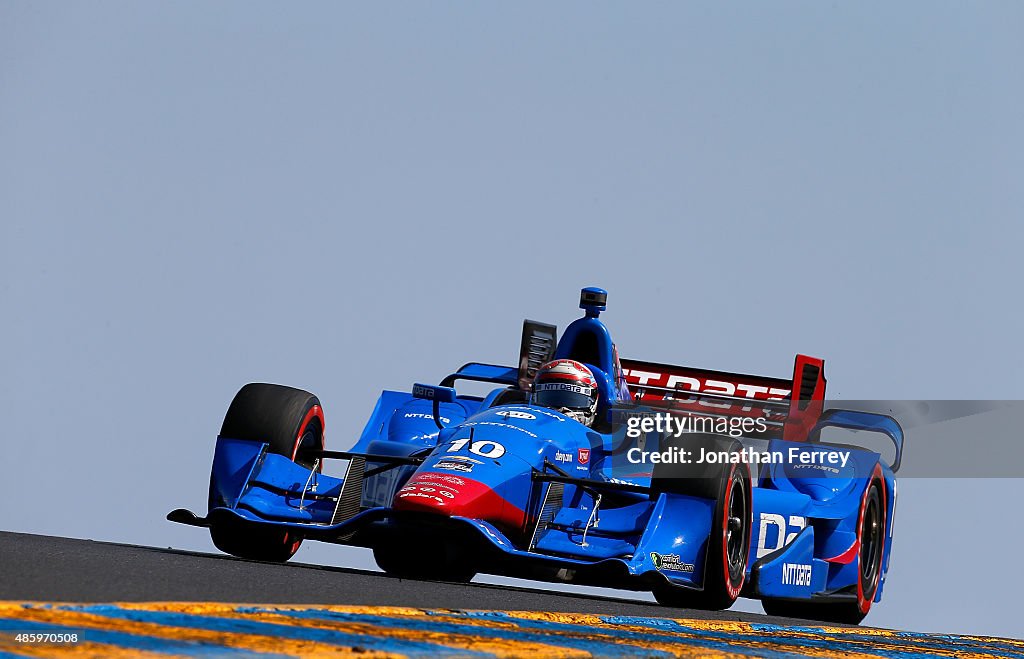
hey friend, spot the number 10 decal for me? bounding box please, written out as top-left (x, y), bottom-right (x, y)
top-left (449, 437), bottom-right (505, 459)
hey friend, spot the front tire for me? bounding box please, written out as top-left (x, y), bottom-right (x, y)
top-left (208, 383), bottom-right (325, 563)
top-left (651, 434), bottom-right (752, 610)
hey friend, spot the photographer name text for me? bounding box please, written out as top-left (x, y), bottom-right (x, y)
top-left (625, 446), bottom-right (851, 469)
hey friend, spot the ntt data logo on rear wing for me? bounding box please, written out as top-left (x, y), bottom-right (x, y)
top-left (622, 369), bottom-right (791, 401)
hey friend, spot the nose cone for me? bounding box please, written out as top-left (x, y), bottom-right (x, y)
top-left (393, 471), bottom-right (525, 531)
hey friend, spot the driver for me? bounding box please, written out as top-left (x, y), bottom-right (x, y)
top-left (532, 359), bottom-right (600, 426)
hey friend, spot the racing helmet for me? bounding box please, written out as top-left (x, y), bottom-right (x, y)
top-left (532, 359), bottom-right (599, 426)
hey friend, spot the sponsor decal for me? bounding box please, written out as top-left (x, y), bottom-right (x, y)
top-left (555, 451), bottom-right (572, 464)
top-left (435, 460), bottom-right (474, 473)
top-left (399, 484), bottom-right (456, 499)
top-left (650, 552), bottom-right (695, 573)
top-left (397, 492), bottom-right (445, 504)
top-left (791, 463), bottom-right (841, 474)
top-left (441, 455), bottom-right (483, 464)
top-left (404, 412), bottom-right (451, 424)
top-left (756, 513), bottom-right (807, 559)
top-left (535, 382), bottom-right (594, 396)
top-left (623, 369), bottom-right (791, 401)
top-left (782, 562), bottom-right (813, 586)
top-left (406, 481), bottom-right (459, 495)
top-left (427, 474), bottom-right (465, 487)
top-left (461, 421), bottom-right (538, 438)
top-left (494, 409), bottom-right (536, 420)
top-left (412, 384), bottom-right (437, 399)
top-left (577, 448), bottom-right (591, 465)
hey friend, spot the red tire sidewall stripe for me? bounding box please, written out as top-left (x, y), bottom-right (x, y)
top-left (291, 404), bottom-right (325, 471)
top-left (722, 462), bottom-right (749, 599)
top-left (856, 463), bottom-right (886, 614)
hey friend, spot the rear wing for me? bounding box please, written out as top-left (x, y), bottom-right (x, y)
top-left (620, 354), bottom-right (827, 442)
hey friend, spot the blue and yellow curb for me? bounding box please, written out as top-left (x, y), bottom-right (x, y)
top-left (0, 603), bottom-right (1019, 657)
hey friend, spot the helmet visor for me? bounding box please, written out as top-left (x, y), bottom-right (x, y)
top-left (533, 382), bottom-right (594, 411)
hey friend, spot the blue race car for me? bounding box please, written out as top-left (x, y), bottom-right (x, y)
top-left (169, 287), bottom-right (901, 624)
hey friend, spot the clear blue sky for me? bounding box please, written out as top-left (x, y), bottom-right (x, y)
top-left (2, 2), bottom-right (1022, 639)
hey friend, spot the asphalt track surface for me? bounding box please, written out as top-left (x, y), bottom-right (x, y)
top-left (6, 531), bottom-right (1023, 657)
top-left (0, 531), bottom-right (797, 624)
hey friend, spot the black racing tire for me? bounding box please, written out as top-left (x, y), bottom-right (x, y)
top-left (373, 543), bottom-right (477, 583)
top-left (761, 471), bottom-right (887, 625)
top-left (651, 434), bottom-right (753, 611)
top-left (208, 383), bottom-right (325, 563)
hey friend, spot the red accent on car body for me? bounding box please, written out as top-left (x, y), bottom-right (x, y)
top-left (392, 472), bottom-right (526, 531)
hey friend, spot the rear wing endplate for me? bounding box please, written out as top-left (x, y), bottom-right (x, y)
top-left (811, 409), bottom-right (904, 471)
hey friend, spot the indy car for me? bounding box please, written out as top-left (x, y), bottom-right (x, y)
top-left (169, 287), bottom-right (902, 623)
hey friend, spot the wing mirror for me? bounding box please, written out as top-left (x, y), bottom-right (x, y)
top-left (412, 383), bottom-right (457, 430)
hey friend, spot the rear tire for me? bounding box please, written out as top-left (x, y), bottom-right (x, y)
top-left (761, 474), bottom-right (886, 625)
top-left (651, 434), bottom-right (752, 611)
top-left (208, 383), bottom-right (325, 563)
